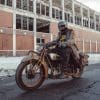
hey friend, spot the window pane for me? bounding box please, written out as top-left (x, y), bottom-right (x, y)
top-left (7, 0), bottom-right (12, 7)
top-left (23, 16), bottom-right (27, 30)
top-left (56, 9), bottom-right (59, 19)
top-left (37, 38), bottom-right (40, 43)
top-left (0, 0), bottom-right (5, 5)
top-left (36, 3), bottom-right (40, 14)
top-left (41, 39), bottom-right (45, 43)
top-left (29, 0), bottom-right (33, 12)
top-left (16, 14), bottom-right (21, 29)
top-left (46, 6), bottom-right (49, 16)
top-left (16, 0), bottom-right (21, 9)
top-left (70, 16), bottom-right (73, 23)
top-left (60, 11), bottom-right (62, 20)
top-left (41, 4), bottom-right (45, 15)
top-left (52, 8), bottom-right (55, 18)
top-left (29, 17), bottom-right (33, 31)
top-left (23, 0), bottom-right (27, 10)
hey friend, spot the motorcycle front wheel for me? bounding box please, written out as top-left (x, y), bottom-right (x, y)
top-left (15, 60), bottom-right (45, 91)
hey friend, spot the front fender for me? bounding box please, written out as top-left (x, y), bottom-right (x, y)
top-left (21, 55), bottom-right (34, 63)
top-left (21, 56), bottom-right (48, 79)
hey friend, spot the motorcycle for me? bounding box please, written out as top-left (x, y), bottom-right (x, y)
top-left (15, 42), bottom-right (89, 91)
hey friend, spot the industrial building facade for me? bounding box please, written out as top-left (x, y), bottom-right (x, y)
top-left (0, 0), bottom-right (100, 56)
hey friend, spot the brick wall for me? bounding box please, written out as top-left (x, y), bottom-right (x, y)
top-left (0, 10), bottom-right (13, 28)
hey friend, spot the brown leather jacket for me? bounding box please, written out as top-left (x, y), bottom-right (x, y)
top-left (56, 28), bottom-right (75, 47)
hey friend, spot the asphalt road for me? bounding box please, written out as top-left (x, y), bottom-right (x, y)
top-left (0, 64), bottom-right (100, 100)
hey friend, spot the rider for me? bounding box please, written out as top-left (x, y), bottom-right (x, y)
top-left (57, 21), bottom-right (80, 66)
top-left (47, 21), bottom-right (80, 69)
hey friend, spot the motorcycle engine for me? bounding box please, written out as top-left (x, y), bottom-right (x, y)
top-left (49, 53), bottom-right (60, 61)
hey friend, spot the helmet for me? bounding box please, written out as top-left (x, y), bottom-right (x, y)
top-left (58, 21), bottom-right (67, 31)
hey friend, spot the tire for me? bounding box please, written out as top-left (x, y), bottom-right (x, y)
top-left (15, 61), bottom-right (45, 91)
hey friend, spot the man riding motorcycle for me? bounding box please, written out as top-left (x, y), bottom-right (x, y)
top-left (46, 21), bottom-right (80, 71)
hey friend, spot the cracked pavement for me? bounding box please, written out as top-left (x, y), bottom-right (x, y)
top-left (0, 64), bottom-right (100, 100)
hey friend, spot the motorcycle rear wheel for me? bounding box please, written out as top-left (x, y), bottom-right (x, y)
top-left (15, 60), bottom-right (45, 91)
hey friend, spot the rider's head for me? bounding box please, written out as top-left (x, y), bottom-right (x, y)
top-left (58, 21), bottom-right (68, 31)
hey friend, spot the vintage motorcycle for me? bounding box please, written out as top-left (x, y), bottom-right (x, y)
top-left (15, 42), bottom-right (89, 91)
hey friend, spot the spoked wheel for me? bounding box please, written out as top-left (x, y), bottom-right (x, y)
top-left (15, 60), bottom-right (45, 91)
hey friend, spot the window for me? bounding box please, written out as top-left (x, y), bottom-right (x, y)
top-left (23, 16), bottom-right (27, 30)
top-left (41, 39), bottom-right (45, 43)
top-left (16, 14), bottom-right (34, 31)
top-left (65, 13), bottom-right (73, 23)
top-left (52, 8), bottom-right (55, 18)
top-left (37, 38), bottom-right (41, 44)
top-left (16, 0), bottom-right (22, 9)
top-left (29, 0), bottom-right (33, 12)
top-left (36, 3), bottom-right (40, 14)
top-left (83, 19), bottom-right (89, 27)
top-left (0, 0), bottom-right (5, 5)
top-left (60, 11), bottom-right (62, 20)
top-left (23, 0), bottom-right (27, 10)
top-left (56, 9), bottom-right (59, 19)
top-left (75, 16), bottom-right (81, 25)
top-left (7, 0), bottom-right (12, 7)
top-left (41, 4), bottom-right (45, 15)
top-left (70, 16), bottom-right (73, 23)
top-left (36, 38), bottom-right (45, 44)
top-left (29, 17), bottom-right (33, 31)
top-left (96, 24), bottom-right (99, 31)
top-left (90, 21), bottom-right (94, 29)
top-left (16, 15), bottom-right (21, 29)
top-left (46, 6), bottom-right (49, 16)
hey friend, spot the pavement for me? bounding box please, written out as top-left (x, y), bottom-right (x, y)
top-left (0, 64), bottom-right (100, 100)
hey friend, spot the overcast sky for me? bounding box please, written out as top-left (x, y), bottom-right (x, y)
top-left (77, 0), bottom-right (100, 12)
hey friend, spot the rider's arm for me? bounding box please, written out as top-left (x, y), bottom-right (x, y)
top-left (46, 32), bottom-right (61, 47)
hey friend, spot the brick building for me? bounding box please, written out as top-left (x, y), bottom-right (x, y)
top-left (0, 0), bottom-right (100, 56)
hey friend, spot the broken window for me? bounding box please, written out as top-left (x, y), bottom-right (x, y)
top-left (46, 6), bottom-right (49, 16)
top-left (29, 0), bottom-right (33, 12)
top-left (65, 13), bottom-right (73, 23)
top-left (75, 16), bottom-right (82, 25)
top-left (41, 39), bottom-right (45, 43)
top-left (0, 0), bottom-right (5, 5)
top-left (29, 17), bottom-right (33, 31)
top-left (36, 3), bottom-right (40, 14)
top-left (83, 19), bottom-right (88, 27)
top-left (23, 0), bottom-right (27, 10)
top-left (16, 14), bottom-right (21, 29)
top-left (60, 11), bottom-right (62, 20)
top-left (90, 21), bottom-right (95, 29)
top-left (41, 4), bottom-right (45, 15)
top-left (56, 9), bottom-right (59, 19)
top-left (37, 38), bottom-right (41, 44)
top-left (16, 0), bottom-right (22, 9)
top-left (7, 0), bottom-right (12, 7)
top-left (52, 8), bottom-right (56, 18)
top-left (37, 19), bottom-right (50, 33)
top-left (23, 16), bottom-right (27, 30)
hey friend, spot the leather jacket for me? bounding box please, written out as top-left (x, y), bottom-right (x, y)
top-left (55, 28), bottom-right (75, 47)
